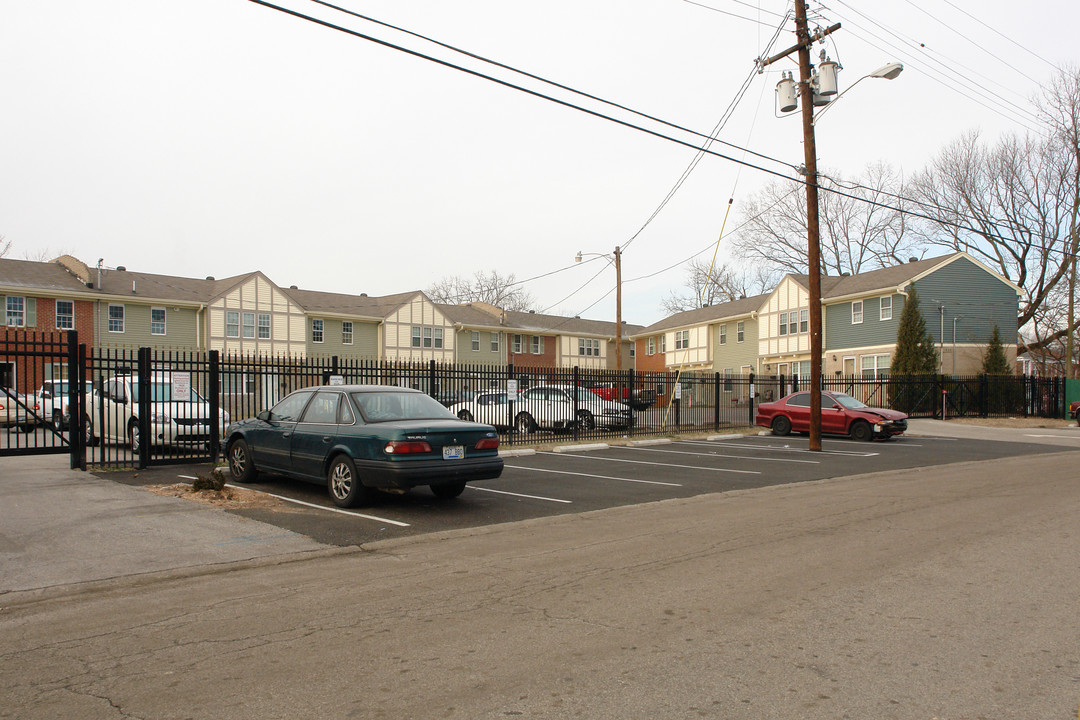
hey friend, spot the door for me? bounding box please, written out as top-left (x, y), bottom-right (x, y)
top-left (254, 390), bottom-right (313, 470)
top-left (289, 391), bottom-right (341, 480)
top-left (820, 393), bottom-right (848, 434)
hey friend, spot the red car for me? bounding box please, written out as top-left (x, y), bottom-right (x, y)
top-left (1070, 400), bottom-right (1080, 426)
top-left (755, 390), bottom-right (908, 441)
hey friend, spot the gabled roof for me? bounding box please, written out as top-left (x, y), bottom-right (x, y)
top-left (0, 258), bottom-right (92, 294)
top-left (283, 287), bottom-right (420, 320)
top-left (635, 293), bottom-right (770, 335)
top-left (502, 309), bottom-right (644, 338)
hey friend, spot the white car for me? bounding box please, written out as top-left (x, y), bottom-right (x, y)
top-left (84, 373), bottom-right (229, 452)
top-left (517, 385), bottom-right (634, 431)
top-left (1, 388), bottom-right (39, 432)
top-left (36, 379), bottom-right (87, 430)
top-left (448, 390), bottom-right (576, 433)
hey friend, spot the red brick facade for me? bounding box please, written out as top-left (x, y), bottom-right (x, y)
top-left (507, 333), bottom-right (557, 369)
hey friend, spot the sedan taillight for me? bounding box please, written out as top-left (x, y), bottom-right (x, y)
top-left (474, 437), bottom-right (500, 450)
top-left (384, 440), bottom-right (432, 454)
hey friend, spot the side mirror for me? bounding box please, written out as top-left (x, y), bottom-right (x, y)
top-left (257, 410), bottom-right (271, 422)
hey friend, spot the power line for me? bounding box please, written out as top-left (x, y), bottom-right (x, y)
top-left (680, 0), bottom-right (788, 25)
top-left (940, 0), bottom-right (1062, 73)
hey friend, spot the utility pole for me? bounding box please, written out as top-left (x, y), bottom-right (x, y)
top-left (760, 6), bottom-right (839, 452)
top-left (615, 245), bottom-right (623, 374)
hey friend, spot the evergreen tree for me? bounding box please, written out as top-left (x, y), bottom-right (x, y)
top-left (891, 286), bottom-right (938, 375)
top-left (981, 325), bottom-right (1012, 375)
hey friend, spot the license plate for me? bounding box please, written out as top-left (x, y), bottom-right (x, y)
top-left (443, 445), bottom-right (464, 460)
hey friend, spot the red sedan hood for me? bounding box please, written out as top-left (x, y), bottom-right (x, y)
top-left (862, 408), bottom-right (907, 421)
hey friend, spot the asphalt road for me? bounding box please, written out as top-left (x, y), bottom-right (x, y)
top-left (103, 421), bottom-right (1076, 546)
top-left (2, 443), bottom-right (1078, 719)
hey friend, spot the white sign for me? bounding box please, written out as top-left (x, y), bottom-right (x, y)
top-left (172, 372), bottom-right (191, 401)
top-left (506, 379), bottom-right (518, 396)
top-left (328, 375), bottom-right (344, 386)
top-left (673, 383), bottom-right (682, 400)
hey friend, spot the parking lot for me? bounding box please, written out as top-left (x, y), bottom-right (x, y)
top-left (104, 424), bottom-right (1072, 546)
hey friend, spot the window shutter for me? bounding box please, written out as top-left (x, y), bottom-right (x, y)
top-left (0, 296), bottom-right (6, 326)
top-left (26, 298), bottom-right (37, 328)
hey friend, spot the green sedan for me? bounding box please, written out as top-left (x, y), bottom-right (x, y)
top-left (225, 385), bottom-right (503, 507)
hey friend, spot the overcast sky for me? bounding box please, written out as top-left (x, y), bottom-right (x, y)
top-left (2, 1), bottom-right (1076, 327)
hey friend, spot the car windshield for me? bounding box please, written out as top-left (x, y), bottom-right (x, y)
top-left (132, 383), bottom-right (205, 403)
top-left (831, 393), bottom-right (869, 410)
top-left (350, 391), bottom-right (456, 423)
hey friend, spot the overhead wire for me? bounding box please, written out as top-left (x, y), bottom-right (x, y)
top-left (939, 0), bottom-right (1063, 73)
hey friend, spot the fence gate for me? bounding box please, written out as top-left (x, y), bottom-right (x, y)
top-left (0, 330), bottom-right (82, 467)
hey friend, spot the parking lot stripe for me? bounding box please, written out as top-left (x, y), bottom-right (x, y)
top-left (678, 440), bottom-right (878, 457)
top-left (505, 465), bottom-right (683, 487)
top-left (468, 485), bottom-right (573, 503)
top-left (541, 452), bottom-right (761, 475)
top-left (622, 446), bottom-right (820, 464)
top-left (211, 482), bottom-right (412, 526)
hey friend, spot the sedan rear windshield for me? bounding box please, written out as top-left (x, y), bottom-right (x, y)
top-left (350, 391), bottom-right (456, 423)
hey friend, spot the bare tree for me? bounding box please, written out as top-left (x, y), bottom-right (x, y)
top-left (730, 162), bottom-right (919, 277)
top-left (660, 259), bottom-right (776, 315)
top-left (426, 270), bottom-right (537, 312)
top-left (912, 66), bottom-right (1080, 358)
top-left (0, 236), bottom-right (10, 258)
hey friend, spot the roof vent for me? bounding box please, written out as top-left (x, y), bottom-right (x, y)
top-left (116, 266), bottom-right (126, 271)
top-left (289, 285), bottom-right (298, 290)
top-left (909, 257), bottom-right (918, 263)
top-left (360, 293), bottom-right (368, 297)
top-left (739, 295), bottom-right (747, 300)
top-left (205, 276), bottom-right (215, 281)
top-left (841, 272), bottom-right (850, 276)
top-left (529, 310), bottom-right (536, 314)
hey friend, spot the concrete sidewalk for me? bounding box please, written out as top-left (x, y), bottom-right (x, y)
top-left (0, 455), bottom-right (328, 596)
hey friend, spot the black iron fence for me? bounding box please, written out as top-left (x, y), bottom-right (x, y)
top-left (2, 332), bottom-right (1068, 470)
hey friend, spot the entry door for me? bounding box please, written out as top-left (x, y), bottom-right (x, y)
top-left (843, 357), bottom-right (855, 376)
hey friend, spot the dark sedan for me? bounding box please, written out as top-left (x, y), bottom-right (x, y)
top-left (755, 390), bottom-right (908, 441)
top-left (225, 385), bottom-right (503, 507)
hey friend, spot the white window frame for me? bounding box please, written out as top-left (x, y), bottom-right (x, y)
top-left (789, 313), bottom-right (799, 336)
top-left (852, 300), bottom-right (864, 325)
top-left (490, 332), bottom-right (500, 353)
top-left (799, 309), bottom-right (808, 334)
top-left (675, 330), bottom-right (689, 350)
top-left (647, 337), bottom-right (655, 355)
top-left (659, 335), bottom-right (666, 352)
top-left (719, 325), bottom-right (727, 345)
top-left (860, 353), bottom-right (890, 378)
top-left (778, 312), bottom-right (788, 336)
top-left (258, 313), bottom-right (271, 340)
top-left (422, 327), bottom-right (433, 349)
top-left (434, 328), bottom-right (443, 349)
top-left (312, 318), bottom-right (324, 344)
top-left (6, 296), bottom-right (25, 327)
top-left (411, 326), bottom-right (421, 348)
top-left (471, 331), bottom-right (480, 352)
top-left (225, 311), bottom-right (239, 338)
top-left (55, 300), bottom-right (74, 330)
top-left (242, 312), bottom-right (256, 339)
top-left (341, 320), bottom-right (352, 345)
top-left (737, 321), bottom-right (745, 343)
top-left (512, 334), bottom-right (523, 354)
top-left (880, 296), bottom-right (893, 321)
top-left (150, 307), bottom-right (166, 336)
top-left (108, 304), bottom-right (125, 333)
top-left (531, 336), bottom-right (543, 354)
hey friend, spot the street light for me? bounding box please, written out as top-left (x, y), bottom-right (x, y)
top-left (575, 246), bottom-right (623, 374)
top-left (812, 62), bottom-right (903, 125)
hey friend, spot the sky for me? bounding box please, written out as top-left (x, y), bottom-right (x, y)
top-left (2, 0), bottom-right (1076, 328)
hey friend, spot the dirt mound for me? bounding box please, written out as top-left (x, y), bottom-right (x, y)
top-left (148, 482), bottom-right (283, 510)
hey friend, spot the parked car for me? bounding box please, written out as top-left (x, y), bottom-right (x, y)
top-left (448, 390), bottom-right (577, 433)
top-left (1070, 400), bottom-right (1080, 426)
top-left (1, 387), bottom-right (39, 432)
top-left (588, 382), bottom-right (657, 411)
top-left (36, 379), bottom-right (88, 430)
top-left (225, 385), bottom-right (503, 507)
top-left (435, 388), bottom-right (475, 407)
top-left (518, 384), bottom-right (634, 431)
top-left (84, 372), bottom-right (230, 451)
top-left (755, 390), bottom-right (908, 441)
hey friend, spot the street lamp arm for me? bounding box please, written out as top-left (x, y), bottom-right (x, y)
top-left (811, 62), bottom-right (903, 125)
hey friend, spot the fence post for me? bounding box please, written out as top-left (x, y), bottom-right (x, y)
top-left (748, 371), bottom-right (756, 427)
top-left (714, 372), bottom-right (721, 432)
top-left (573, 366), bottom-right (580, 441)
top-left (137, 347), bottom-right (151, 469)
top-left (507, 363), bottom-right (515, 445)
top-left (67, 332), bottom-right (81, 470)
top-left (209, 350), bottom-right (220, 462)
top-left (429, 359), bottom-right (437, 398)
top-left (627, 367), bottom-right (636, 437)
top-left (979, 374), bottom-right (988, 418)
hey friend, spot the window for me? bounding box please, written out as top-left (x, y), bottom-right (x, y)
top-left (880, 296), bottom-right (893, 321)
top-left (258, 314), bottom-right (271, 340)
top-left (5, 296), bottom-right (25, 327)
top-left (423, 327), bottom-right (433, 348)
top-left (434, 328), bottom-right (443, 349)
top-left (56, 300), bottom-right (74, 330)
top-left (852, 300), bottom-right (864, 324)
top-left (675, 330), bottom-right (690, 350)
top-left (719, 325), bottom-right (727, 345)
top-left (647, 337), bottom-right (656, 355)
top-left (786, 392), bottom-right (811, 407)
top-left (471, 331), bottom-right (480, 352)
top-left (512, 334), bottom-right (523, 353)
top-left (108, 304), bottom-right (125, 333)
top-left (300, 392), bottom-right (340, 424)
top-left (312, 318), bottom-right (324, 343)
top-left (799, 309), bottom-right (808, 334)
top-left (411, 326), bottom-right (421, 348)
top-left (861, 354), bottom-right (890, 378)
top-left (531, 336), bottom-right (543, 354)
top-left (789, 313), bottom-right (799, 335)
top-left (578, 338), bottom-right (600, 356)
top-left (341, 321), bottom-right (353, 345)
top-left (490, 332), bottom-right (500, 353)
top-left (151, 307), bottom-right (166, 335)
top-left (779, 312), bottom-right (788, 336)
top-left (659, 335), bottom-right (666, 352)
top-left (723, 370), bottom-right (734, 392)
top-left (226, 311), bottom-right (239, 338)
top-left (242, 312), bottom-right (256, 339)
top-left (737, 321), bottom-right (745, 343)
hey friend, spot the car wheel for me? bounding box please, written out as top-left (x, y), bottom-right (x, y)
top-left (771, 415), bottom-right (792, 436)
top-left (128, 421), bottom-right (140, 453)
top-left (850, 420), bottom-right (873, 442)
top-left (430, 481), bottom-right (467, 500)
top-left (458, 409), bottom-right (474, 422)
top-left (577, 410), bottom-right (596, 430)
top-left (52, 410), bottom-right (66, 431)
top-left (327, 455), bottom-right (371, 508)
top-left (515, 412), bottom-right (536, 434)
top-left (84, 416), bottom-right (95, 445)
top-left (227, 438), bottom-right (258, 483)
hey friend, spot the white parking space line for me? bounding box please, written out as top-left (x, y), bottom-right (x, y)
top-left (621, 446), bottom-right (820, 464)
top-left (540, 452), bottom-right (761, 475)
top-left (177, 475), bottom-right (411, 526)
top-left (505, 465), bottom-right (683, 487)
top-left (468, 485), bottom-right (573, 503)
top-left (1025, 434), bottom-right (1080, 440)
top-left (677, 441), bottom-right (878, 458)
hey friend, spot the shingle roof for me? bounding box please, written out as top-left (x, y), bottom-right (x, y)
top-left (787, 254), bottom-right (965, 299)
top-left (0, 258), bottom-right (91, 293)
top-left (282, 287), bottom-right (419, 319)
top-left (636, 293), bottom-right (770, 335)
